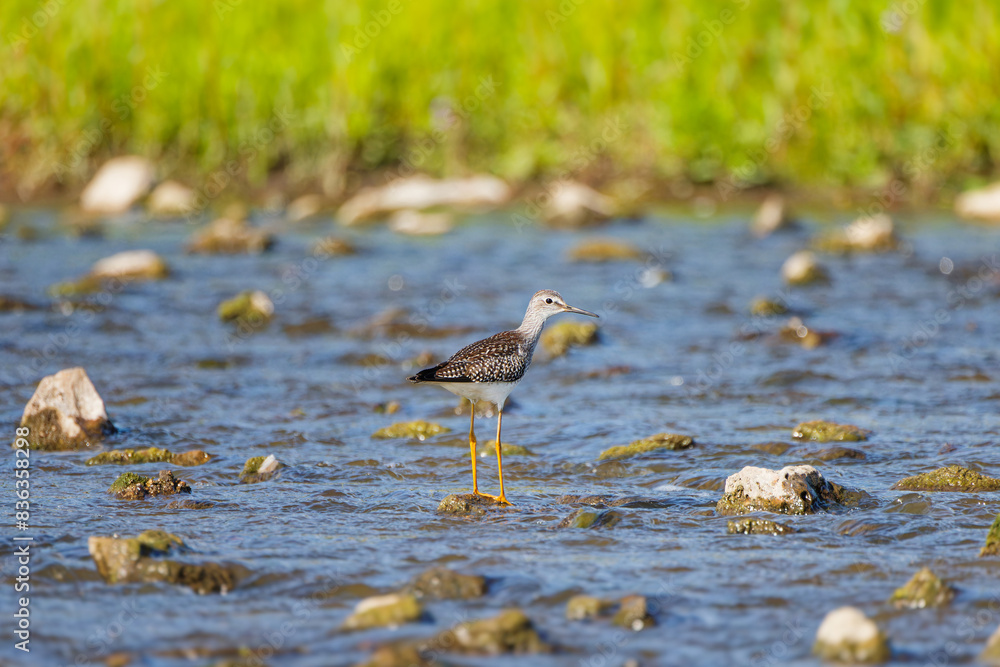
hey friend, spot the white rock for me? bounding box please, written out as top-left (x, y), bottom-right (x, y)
top-left (147, 180), bottom-right (195, 216)
top-left (257, 454), bottom-right (280, 474)
top-left (845, 213), bottom-right (896, 250)
top-left (751, 194), bottom-right (794, 237)
top-left (80, 156), bottom-right (155, 214)
top-left (542, 181), bottom-right (615, 227)
top-left (814, 606), bottom-right (890, 663)
top-left (782, 250), bottom-right (828, 286)
top-left (21, 368), bottom-right (114, 448)
top-left (338, 175), bottom-right (510, 225)
top-left (955, 183), bottom-right (1000, 222)
top-left (90, 250), bottom-right (169, 280)
top-left (724, 464), bottom-right (822, 502)
top-left (286, 194), bottom-right (326, 222)
top-left (388, 209), bottom-right (454, 236)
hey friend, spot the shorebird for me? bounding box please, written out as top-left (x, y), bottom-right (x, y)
top-left (408, 290), bottom-right (598, 505)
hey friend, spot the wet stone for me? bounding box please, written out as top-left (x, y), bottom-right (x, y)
top-left (612, 595), bottom-right (654, 631)
top-left (342, 593), bottom-right (423, 630)
top-left (86, 447), bottom-right (173, 466)
top-left (170, 450), bottom-right (212, 467)
top-left (373, 421), bottom-right (450, 440)
top-left (477, 440), bottom-right (533, 457)
top-left (240, 454), bottom-right (282, 483)
top-left (981, 514), bottom-right (1000, 557)
top-left (813, 606), bottom-right (890, 664)
top-left (792, 420), bottom-right (870, 442)
top-left (431, 608), bottom-right (550, 654)
top-left (716, 465), bottom-right (855, 516)
top-left (751, 442), bottom-right (793, 456)
top-left (18, 367), bottom-right (116, 450)
top-left (893, 465), bottom-right (1000, 492)
top-left (437, 493), bottom-right (512, 517)
top-left (598, 433), bottom-right (695, 461)
top-left (186, 217), bottom-right (275, 254)
top-left (566, 595), bottom-right (610, 620)
top-left (557, 508), bottom-right (622, 529)
top-left (888, 567), bottom-right (955, 609)
top-left (540, 321), bottom-right (599, 357)
top-left (406, 567), bottom-right (486, 600)
top-left (218, 290), bottom-right (274, 324)
top-left (805, 446), bottom-right (866, 461)
top-left (109, 470), bottom-right (192, 500)
top-left (557, 494), bottom-right (670, 509)
top-left (727, 518), bottom-right (796, 535)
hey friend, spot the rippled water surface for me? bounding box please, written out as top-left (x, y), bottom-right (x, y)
top-left (2, 209), bottom-right (999, 666)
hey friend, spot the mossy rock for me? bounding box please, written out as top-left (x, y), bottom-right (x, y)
top-left (186, 217), bottom-right (275, 254)
top-left (20, 406), bottom-right (116, 451)
top-left (477, 440), bottom-right (533, 457)
top-left (240, 454), bottom-right (282, 483)
top-left (813, 607), bottom-right (890, 664)
top-left (727, 518), bottom-right (796, 535)
top-left (981, 514), bottom-right (1000, 557)
top-left (373, 420), bottom-right (450, 440)
top-left (108, 470), bottom-right (192, 500)
top-left (312, 236), bottom-right (357, 256)
top-left (47, 275), bottom-right (106, 298)
top-left (86, 447), bottom-right (174, 466)
top-left (557, 494), bottom-right (671, 509)
top-left (171, 450), bottom-right (212, 467)
top-left (436, 609), bottom-right (550, 654)
top-left (540, 321), bottom-right (599, 357)
top-left (612, 595), bottom-right (654, 631)
top-left (716, 465), bottom-right (858, 516)
top-left (792, 420), bottom-right (870, 442)
top-left (218, 290), bottom-right (273, 323)
top-left (568, 238), bottom-right (644, 263)
top-left (893, 465), bottom-right (1000, 492)
top-left (750, 297), bottom-right (789, 317)
top-left (406, 567), bottom-right (486, 600)
top-left (437, 493), bottom-right (512, 517)
top-left (598, 433), bottom-right (694, 460)
top-left (135, 529), bottom-right (185, 554)
top-left (342, 593), bottom-right (423, 630)
top-left (888, 567), bottom-right (955, 609)
top-left (557, 508), bottom-right (622, 529)
top-left (566, 595), bottom-right (610, 620)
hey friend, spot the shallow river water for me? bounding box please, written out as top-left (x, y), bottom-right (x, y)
top-left (1, 208), bottom-right (999, 666)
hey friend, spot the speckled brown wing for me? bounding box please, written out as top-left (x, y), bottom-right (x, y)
top-left (408, 330), bottom-right (532, 383)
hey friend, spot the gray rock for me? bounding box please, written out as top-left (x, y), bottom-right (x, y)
top-left (542, 181), bottom-right (615, 227)
top-left (956, 182), bottom-right (1000, 222)
top-left (80, 156), bottom-right (155, 214)
top-left (813, 606), bottom-right (890, 663)
top-left (782, 250), bottom-right (829, 286)
top-left (751, 194), bottom-right (795, 237)
top-left (18, 367), bottom-right (115, 450)
top-left (90, 250), bottom-right (169, 281)
top-left (147, 180), bottom-right (195, 216)
top-left (338, 175), bottom-right (510, 225)
top-left (716, 465), bottom-right (851, 515)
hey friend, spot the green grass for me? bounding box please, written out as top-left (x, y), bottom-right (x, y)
top-left (2, 0), bottom-right (998, 198)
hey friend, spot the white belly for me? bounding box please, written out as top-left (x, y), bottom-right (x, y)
top-left (436, 381), bottom-right (520, 407)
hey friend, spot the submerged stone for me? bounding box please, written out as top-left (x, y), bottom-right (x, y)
top-left (218, 290), bottom-right (274, 323)
top-left (598, 433), bottom-right (694, 460)
top-left (540, 321), bottom-right (599, 357)
top-left (434, 608), bottom-right (550, 654)
top-left (311, 235), bottom-right (357, 256)
top-left (792, 420), bottom-right (870, 442)
top-left (89, 249), bottom-right (169, 281)
top-left (557, 508), bottom-right (622, 529)
top-left (108, 470), bottom-right (192, 500)
top-left (716, 465), bottom-right (853, 516)
top-left (812, 214), bottom-right (900, 254)
top-left (750, 296), bottom-right (789, 317)
top-left (893, 465), bottom-right (1000, 492)
top-left (477, 440), bottom-right (533, 457)
top-left (240, 454), bottom-right (282, 483)
top-left (170, 450), bottom-right (212, 467)
top-left (18, 367), bottom-right (116, 450)
top-left (372, 420), bottom-right (450, 440)
top-left (889, 567), bottom-right (955, 609)
top-left (566, 595), bottom-right (610, 621)
top-left (568, 238), bottom-right (643, 262)
top-left (782, 250), bottom-right (829, 286)
top-left (542, 181), bottom-right (615, 228)
top-left (612, 595), bottom-right (654, 631)
top-left (343, 593), bottom-right (423, 630)
top-left (437, 493), bottom-right (512, 517)
top-left (557, 494), bottom-right (670, 509)
top-left (86, 447), bottom-right (174, 466)
top-left (981, 515), bottom-right (1000, 557)
top-left (727, 518), bottom-right (796, 535)
top-left (187, 217), bottom-right (275, 254)
top-left (751, 193), bottom-right (796, 237)
top-left (813, 606), bottom-right (890, 664)
top-left (406, 567), bottom-right (486, 600)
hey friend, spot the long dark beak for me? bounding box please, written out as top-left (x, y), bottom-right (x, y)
top-left (563, 304), bottom-right (599, 318)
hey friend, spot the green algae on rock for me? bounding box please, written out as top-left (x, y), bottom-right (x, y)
top-left (87, 447), bottom-right (174, 466)
top-left (405, 567), bottom-right (486, 600)
top-left (477, 440), bottom-right (533, 457)
top-left (598, 433), bottom-right (694, 461)
top-left (437, 493), bottom-right (513, 517)
top-left (540, 320), bottom-right (599, 357)
top-left (981, 515), bottom-right (1000, 557)
top-left (792, 420), bottom-right (870, 442)
top-left (567, 238), bottom-right (644, 263)
top-left (888, 567), bottom-right (955, 609)
top-left (108, 470), bottom-right (192, 500)
top-left (170, 450), bottom-right (212, 466)
top-left (750, 296), bottom-right (789, 317)
top-left (342, 593), bottom-right (423, 630)
top-left (18, 367), bottom-right (116, 450)
top-left (372, 420), bottom-right (450, 440)
top-left (435, 609), bottom-right (550, 654)
top-left (240, 454), bottom-right (282, 483)
top-left (566, 595), bottom-right (610, 621)
top-left (557, 508), bottom-right (622, 529)
top-left (813, 606), bottom-right (890, 664)
top-left (893, 465), bottom-right (1000, 492)
top-left (186, 217), bottom-right (275, 254)
top-left (716, 465), bottom-right (854, 516)
top-left (613, 595), bottom-right (654, 631)
top-left (727, 518), bottom-right (796, 535)
top-left (218, 290), bottom-right (274, 323)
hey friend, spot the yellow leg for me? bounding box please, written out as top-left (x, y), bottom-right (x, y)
top-left (469, 403), bottom-right (478, 494)
top-left (494, 407), bottom-right (511, 505)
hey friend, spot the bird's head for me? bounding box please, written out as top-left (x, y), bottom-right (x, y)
top-left (529, 289), bottom-right (599, 320)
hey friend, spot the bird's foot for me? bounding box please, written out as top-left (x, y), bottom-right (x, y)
top-left (473, 491), bottom-right (512, 506)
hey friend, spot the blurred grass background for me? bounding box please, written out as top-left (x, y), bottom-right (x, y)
top-left (1, 0), bottom-right (998, 199)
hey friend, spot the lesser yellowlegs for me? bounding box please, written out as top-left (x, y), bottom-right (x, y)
top-left (408, 289), bottom-right (598, 505)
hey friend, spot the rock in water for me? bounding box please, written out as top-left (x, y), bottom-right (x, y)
top-left (406, 567), bottom-right (486, 600)
top-left (80, 156), bottom-right (155, 214)
top-left (108, 470), bottom-right (192, 499)
top-left (372, 421), bottom-right (450, 440)
top-left (342, 594), bottom-right (423, 630)
top-left (888, 567), bottom-right (955, 609)
top-left (388, 209), bottom-right (454, 235)
top-left (19, 368), bottom-right (116, 450)
top-left (218, 290), bottom-right (274, 324)
top-left (612, 595), bottom-right (654, 631)
top-left (437, 493), bottom-right (512, 517)
top-left (982, 624), bottom-right (1000, 664)
top-left (751, 194), bottom-right (795, 237)
top-left (565, 595), bottom-right (609, 620)
top-left (286, 193), bottom-right (326, 222)
top-left (89, 250), bottom-right (169, 281)
top-left (716, 465), bottom-right (852, 515)
top-left (727, 518), bottom-right (796, 535)
top-left (813, 607), bottom-right (890, 663)
top-left (240, 454), bottom-right (282, 483)
top-left (956, 182), bottom-right (1000, 222)
top-left (892, 465), bottom-right (1000, 492)
top-left (568, 238), bottom-right (645, 262)
top-left (792, 420), bottom-right (870, 442)
top-left (147, 180), bottom-right (195, 217)
top-left (981, 514), bottom-right (1000, 557)
top-left (540, 321), bottom-right (599, 357)
top-left (598, 433), bottom-right (694, 460)
top-left (542, 181), bottom-right (615, 228)
top-left (186, 217), bottom-right (275, 254)
top-left (781, 250), bottom-right (829, 286)
top-left (338, 175), bottom-right (511, 225)
top-left (435, 609), bottom-right (550, 654)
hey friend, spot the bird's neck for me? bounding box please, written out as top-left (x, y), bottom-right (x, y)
top-left (516, 309), bottom-right (547, 342)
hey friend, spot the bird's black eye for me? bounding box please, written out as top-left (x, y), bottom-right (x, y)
top-left (545, 298), bottom-right (553, 304)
